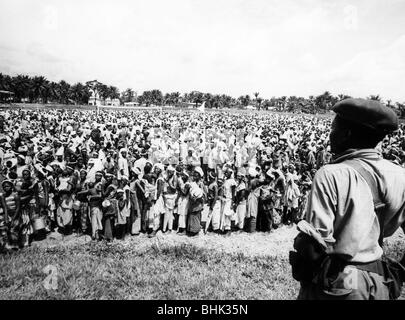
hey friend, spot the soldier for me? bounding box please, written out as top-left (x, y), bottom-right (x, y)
top-left (293, 98), bottom-right (405, 300)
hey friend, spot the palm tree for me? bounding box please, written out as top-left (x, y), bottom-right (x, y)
top-left (170, 92), bottom-right (181, 106)
top-left (70, 82), bottom-right (90, 105)
top-left (278, 96), bottom-right (287, 111)
top-left (57, 80), bottom-right (71, 104)
top-left (47, 81), bottom-right (59, 103)
top-left (0, 73), bottom-right (13, 91)
top-left (11, 74), bottom-right (31, 102)
top-left (97, 83), bottom-right (109, 101)
top-left (109, 86), bottom-right (120, 100)
top-left (150, 89), bottom-right (163, 105)
top-left (163, 93), bottom-right (171, 106)
top-left (30, 76), bottom-right (50, 103)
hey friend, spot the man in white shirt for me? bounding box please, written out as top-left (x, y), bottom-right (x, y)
top-left (117, 148), bottom-right (129, 186)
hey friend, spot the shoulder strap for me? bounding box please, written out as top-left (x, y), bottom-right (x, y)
top-left (345, 160), bottom-right (386, 246)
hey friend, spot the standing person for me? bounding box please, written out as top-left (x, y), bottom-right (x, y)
top-left (119, 176), bottom-right (132, 236)
top-left (0, 187), bottom-right (9, 252)
top-left (187, 167), bottom-right (205, 236)
top-left (76, 169), bottom-right (89, 235)
top-left (293, 99), bottom-right (405, 300)
top-left (88, 181), bottom-right (103, 240)
top-left (219, 168), bottom-right (236, 235)
top-left (272, 168), bottom-right (286, 225)
top-left (115, 188), bottom-right (129, 240)
top-left (34, 164), bottom-right (50, 235)
top-left (18, 169), bottom-right (37, 246)
top-left (245, 168), bottom-right (261, 233)
top-left (176, 171), bottom-right (191, 235)
top-left (233, 169), bottom-right (247, 231)
top-left (103, 152), bottom-right (116, 175)
top-left (56, 189), bottom-right (74, 235)
top-left (134, 166), bottom-right (147, 233)
top-left (102, 185), bottom-right (118, 242)
top-left (285, 175), bottom-right (301, 225)
top-left (44, 165), bottom-right (57, 232)
top-left (162, 166), bottom-right (177, 234)
top-left (117, 148), bottom-right (129, 188)
top-left (148, 163), bottom-right (165, 238)
top-left (0, 180), bottom-right (20, 251)
top-left (129, 168), bottom-right (142, 236)
top-left (205, 172), bottom-right (220, 233)
top-left (256, 172), bottom-right (274, 232)
top-left (202, 142), bottom-right (211, 182)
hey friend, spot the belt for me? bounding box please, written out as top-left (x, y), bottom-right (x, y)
top-left (349, 260), bottom-right (385, 277)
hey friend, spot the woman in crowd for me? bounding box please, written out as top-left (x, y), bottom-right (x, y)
top-left (187, 167), bottom-right (205, 236)
top-left (176, 170), bottom-right (190, 235)
top-left (233, 169), bottom-right (247, 231)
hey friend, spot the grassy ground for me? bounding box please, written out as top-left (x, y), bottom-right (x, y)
top-left (0, 226), bottom-right (403, 300)
top-left (0, 236), bottom-right (298, 300)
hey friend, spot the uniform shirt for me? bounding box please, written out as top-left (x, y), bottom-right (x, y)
top-left (305, 148), bottom-right (405, 263)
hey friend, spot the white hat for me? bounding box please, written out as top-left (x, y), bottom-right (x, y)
top-left (194, 166), bottom-right (204, 178)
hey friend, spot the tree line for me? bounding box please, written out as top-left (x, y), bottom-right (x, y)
top-left (1, 72), bottom-right (404, 117)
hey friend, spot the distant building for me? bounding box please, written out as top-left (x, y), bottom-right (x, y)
top-left (88, 90), bottom-right (120, 106)
top-left (105, 98), bottom-right (120, 106)
top-left (88, 89), bottom-right (103, 106)
top-left (246, 105), bottom-right (257, 110)
top-left (0, 90), bottom-right (14, 103)
top-left (124, 101), bottom-right (140, 106)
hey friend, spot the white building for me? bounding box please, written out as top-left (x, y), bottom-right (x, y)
top-left (105, 98), bottom-right (120, 106)
top-left (124, 101), bottom-right (140, 106)
top-left (88, 89), bottom-right (103, 106)
top-left (88, 89), bottom-right (120, 106)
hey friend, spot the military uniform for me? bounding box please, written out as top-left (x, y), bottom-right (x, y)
top-left (295, 99), bottom-right (405, 300)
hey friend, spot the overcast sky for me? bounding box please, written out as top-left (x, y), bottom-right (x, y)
top-left (1, 0), bottom-right (405, 101)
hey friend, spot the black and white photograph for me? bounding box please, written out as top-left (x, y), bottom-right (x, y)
top-left (0, 0), bottom-right (405, 306)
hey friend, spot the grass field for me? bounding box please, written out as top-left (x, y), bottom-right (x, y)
top-left (0, 226), bottom-right (404, 300)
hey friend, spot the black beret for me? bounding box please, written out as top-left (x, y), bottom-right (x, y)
top-left (332, 98), bottom-right (398, 133)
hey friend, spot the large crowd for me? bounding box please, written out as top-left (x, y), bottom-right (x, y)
top-left (0, 108), bottom-right (404, 251)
